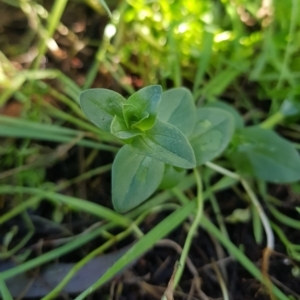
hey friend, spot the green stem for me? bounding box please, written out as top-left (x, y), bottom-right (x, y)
top-left (267, 201), bottom-right (300, 229)
top-left (49, 88), bottom-right (84, 118)
top-left (0, 186), bottom-right (132, 228)
top-left (173, 168), bottom-right (203, 288)
top-left (208, 192), bottom-right (229, 240)
top-left (0, 277), bottom-right (13, 300)
top-left (0, 164), bottom-right (112, 225)
top-left (241, 179), bottom-right (274, 250)
top-left (0, 211), bottom-right (34, 259)
top-left (205, 162), bottom-right (274, 251)
top-left (276, 0), bottom-right (299, 89)
top-left (205, 162), bottom-right (240, 180)
top-left (32, 0), bottom-right (68, 69)
top-left (259, 111), bottom-right (285, 129)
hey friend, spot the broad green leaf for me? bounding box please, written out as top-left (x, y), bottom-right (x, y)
top-left (204, 100), bottom-right (244, 129)
top-left (80, 89), bottom-right (125, 132)
top-left (228, 126), bottom-right (300, 183)
top-left (111, 116), bottom-right (143, 141)
top-left (189, 108), bottom-right (234, 166)
top-left (123, 85), bottom-right (162, 131)
top-left (132, 120), bottom-right (196, 169)
top-left (112, 145), bottom-right (164, 213)
top-left (159, 165), bottom-right (186, 189)
top-left (158, 88), bottom-right (196, 137)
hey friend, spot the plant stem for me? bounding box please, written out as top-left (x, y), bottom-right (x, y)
top-left (32, 0), bottom-right (68, 69)
top-left (205, 162), bottom-right (274, 251)
top-left (0, 276), bottom-right (13, 300)
top-left (276, 0), bottom-right (298, 89)
top-left (260, 111), bottom-right (285, 129)
top-left (240, 179), bottom-right (274, 250)
top-left (205, 162), bottom-right (240, 180)
top-left (173, 168), bottom-right (204, 288)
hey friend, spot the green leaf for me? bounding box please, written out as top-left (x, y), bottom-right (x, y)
top-left (123, 85), bottom-right (162, 131)
top-left (122, 104), bottom-right (149, 129)
top-left (111, 116), bottom-right (143, 141)
top-left (204, 100), bottom-right (244, 129)
top-left (280, 98), bottom-right (300, 117)
top-left (189, 107), bottom-right (234, 166)
top-left (228, 126), bottom-right (300, 183)
top-left (80, 89), bottom-right (125, 132)
top-left (158, 88), bottom-right (196, 137)
top-left (112, 145), bottom-right (164, 213)
top-left (159, 165), bottom-right (186, 189)
top-left (132, 120), bottom-right (196, 169)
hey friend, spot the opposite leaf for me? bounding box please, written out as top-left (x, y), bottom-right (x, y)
top-left (228, 126), bottom-right (300, 183)
top-left (112, 145), bottom-right (164, 213)
top-left (158, 88), bottom-right (196, 137)
top-left (132, 119), bottom-right (196, 169)
top-left (80, 89), bottom-right (125, 132)
top-left (189, 107), bottom-right (234, 166)
top-left (124, 85), bottom-right (162, 131)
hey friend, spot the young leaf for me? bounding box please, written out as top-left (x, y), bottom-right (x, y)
top-left (111, 116), bottom-right (143, 141)
top-left (158, 88), bottom-right (196, 137)
top-left (132, 119), bottom-right (196, 169)
top-left (123, 85), bottom-right (162, 131)
top-left (112, 145), bottom-right (164, 213)
top-left (80, 89), bottom-right (126, 132)
top-left (189, 107), bottom-right (234, 166)
top-left (228, 126), bottom-right (300, 183)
